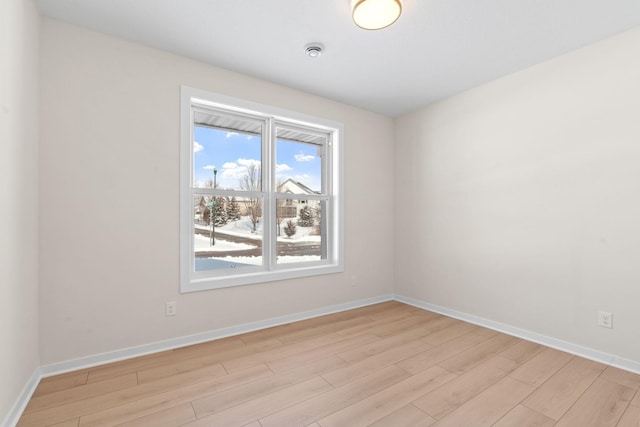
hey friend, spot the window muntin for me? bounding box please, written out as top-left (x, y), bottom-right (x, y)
top-left (181, 87), bottom-right (343, 292)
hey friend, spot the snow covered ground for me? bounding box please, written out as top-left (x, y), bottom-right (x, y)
top-left (193, 216), bottom-right (321, 271)
top-left (195, 216), bottom-right (321, 243)
top-left (193, 234), bottom-right (255, 252)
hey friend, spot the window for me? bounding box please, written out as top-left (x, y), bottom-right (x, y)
top-left (180, 87), bottom-right (343, 292)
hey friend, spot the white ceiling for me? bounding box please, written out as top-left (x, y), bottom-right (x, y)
top-left (35, 0), bottom-right (640, 117)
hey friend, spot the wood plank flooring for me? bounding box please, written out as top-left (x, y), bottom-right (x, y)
top-left (17, 301), bottom-right (640, 426)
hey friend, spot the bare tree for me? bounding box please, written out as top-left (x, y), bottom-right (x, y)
top-left (240, 163), bottom-right (261, 192)
top-left (240, 163), bottom-right (262, 232)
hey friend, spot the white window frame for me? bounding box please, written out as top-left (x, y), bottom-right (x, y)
top-left (180, 86), bottom-right (344, 292)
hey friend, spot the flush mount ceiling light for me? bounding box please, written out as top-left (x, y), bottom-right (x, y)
top-left (351, 0), bottom-right (402, 30)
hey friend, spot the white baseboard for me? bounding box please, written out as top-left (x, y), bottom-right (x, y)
top-left (39, 294), bottom-right (394, 378)
top-left (1, 368), bottom-right (40, 427)
top-left (394, 294), bottom-right (640, 374)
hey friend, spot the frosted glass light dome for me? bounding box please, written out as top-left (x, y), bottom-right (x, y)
top-left (351, 0), bottom-right (402, 30)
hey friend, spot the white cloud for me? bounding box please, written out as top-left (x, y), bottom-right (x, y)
top-left (193, 180), bottom-right (213, 188)
top-left (226, 131), bottom-right (239, 138)
top-left (276, 164), bottom-right (292, 173)
top-left (203, 164), bottom-right (217, 170)
top-left (219, 158), bottom-right (262, 181)
top-left (237, 158), bottom-right (261, 167)
top-left (294, 152), bottom-right (315, 162)
top-left (193, 141), bottom-right (204, 153)
top-left (220, 166), bottom-right (244, 180)
top-left (236, 158), bottom-right (260, 166)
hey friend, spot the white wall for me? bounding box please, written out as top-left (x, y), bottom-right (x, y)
top-left (0, 0), bottom-right (40, 422)
top-left (39, 18), bottom-right (395, 365)
top-left (395, 27), bottom-right (640, 363)
top-left (32, 5), bottom-right (640, 380)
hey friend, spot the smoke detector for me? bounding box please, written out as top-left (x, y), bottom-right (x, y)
top-left (305, 43), bottom-right (324, 58)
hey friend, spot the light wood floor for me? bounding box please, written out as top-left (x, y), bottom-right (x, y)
top-left (18, 301), bottom-right (640, 427)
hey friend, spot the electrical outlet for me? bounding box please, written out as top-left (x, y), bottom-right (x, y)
top-left (166, 301), bottom-right (177, 317)
top-left (598, 311), bottom-right (612, 329)
top-left (351, 275), bottom-right (357, 287)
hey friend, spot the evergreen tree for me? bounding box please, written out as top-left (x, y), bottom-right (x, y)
top-left (284, 220), bottom-right (297, 237)
top-left (312, 206), bottom-right (321, 236)
top-left (297, 205), bottom-right (314, 227)
top-left (227, 196), bottom-right (241, 221)
top-left (214, 197), bottom-right (228, 226)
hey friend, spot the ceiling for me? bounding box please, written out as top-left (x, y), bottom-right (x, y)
top-left (35, 0), bottom-right (640, 117)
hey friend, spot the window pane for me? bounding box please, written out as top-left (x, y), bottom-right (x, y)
top-left (276, 127), bottom-right (324, 194)
top-left (193, 194), bottom-right (263, 271)
top-left (193, 112), bottom-right (262, 192)
top-left (276, 198), bottom-right (326, 264)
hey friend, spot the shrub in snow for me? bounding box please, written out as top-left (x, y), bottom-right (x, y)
top-left (284, 220), bottom-right (297, 237)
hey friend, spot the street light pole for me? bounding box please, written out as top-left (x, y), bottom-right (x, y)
top-left (207, 199), bottom-right (216, 246)
top-left (211, 167), bottom-right (218, 246)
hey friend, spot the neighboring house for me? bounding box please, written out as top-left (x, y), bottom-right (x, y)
top-left (194, 179), bottom-right (318, 225)
top-left (194, 196), bottom-right (211, 225)
top-left (277, 178), bottom-right (320, 219)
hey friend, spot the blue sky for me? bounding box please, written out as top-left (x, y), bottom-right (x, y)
top-left (193, 126), bottom-right (322, 191)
